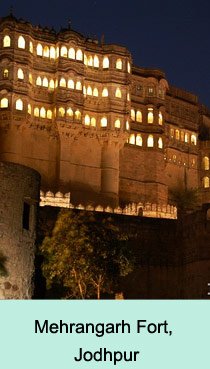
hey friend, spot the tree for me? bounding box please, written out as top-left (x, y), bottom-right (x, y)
top-left (169, 185), bottom-right (199, 217)
top-left (40, 210), bottom-right (134, 299)
top-left (0, 251), bottom-right (7, 277)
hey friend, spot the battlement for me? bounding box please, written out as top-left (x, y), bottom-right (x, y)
top-left (40, 191), bottom-right (177, 219)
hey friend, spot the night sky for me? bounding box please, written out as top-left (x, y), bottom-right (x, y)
top-left (1, 0), bottom-right (210, 107)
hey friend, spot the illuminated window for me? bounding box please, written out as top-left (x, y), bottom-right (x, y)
top-left (67, 108), bottom-right (73, 118)
top-left (17, 68), bottom-right (24, 80)
top-left (180, 131), bottom-right (184, 141)
top-left (158, 112), bottom-right (163, 125)
top-left (3, 69), bottom-right (9, 78)
top-left (175, 129), bottom-right (180, 140)
top-left (184, 132), bottom-right (189, 143)
top-left (127, 61), bottom-right (131, 73)
top-left (203, 176), bottom-right (209, 188)
top-left (173, 154), bottom-right (177, 162)
top-left (115, 119), bottom-right (121, 129)
top-left (68, 79), bottom-right (75, 89)
top-left (59, 78), bottom-right (66, 88)
top-left (136, 111), bottom-right (142, 123)
top-left (91, 117), bottom-right (96, 127)
top-left (191, 134), bottom-right (197, 145)
top-left (36, 43), bottom-right (43, 56)
top-left (84, 54), bottom-right (88, 65)
top-left (43, 46), bottom-right (49, 57)
top-left (126, 121), bottom-right (130, 130)
top-left (34, 107), bottom-right (39, 117)
top-left (49, 79), bottom-right (55, 90)
top-left (84, 114), bottom-right (90, 126)
top-left (170, 128), bottom-right (174, 138)
top-left (93, 55), bottom-right (99, 68)
top-left (76, 81), bottom-right (82, 90)
top-left (158, 137), bottom-right (163, 149)
top-left (61, 46), bottom-right (68, 57)
top-left (29, 73), bottom-right (33, 84)
top-left (36, 76), bottom-right (42, 86)
top-left (43, 77), bottom-right (48, 87)
top-left (93, 87), bottom-right (99, 97)
top-left (127, 93), bottom-right (130, 101)
top-left (116, 58), bottom-right (122, 70)
top-left (0, 98), bottom-right (8, 108)
top-left (136, 134), bottom-right (143, 146)
top-left (203, 156), bottom-right (209, 171)
top-left (28, 104), bottom-right (31, 115)
top-left (87, 86), bottom-right (92, 96)
top-left (75, 110), bottom-right (81, 120)
top-left (101, 117), bottom-right (108, 127)
top-left (3, 35), bottom-right (11, 47)
top-left (29, 41), bottom-right (33, 53)
top-left (103, 57), bottom-right (109, 68)
top-left (69, 47), bottom-right (75, 59)
top-left (18, 36), bottom-right (25, 49)
top-left (58, 107), bottom-right (65, 117)
top-left (148, 87), bottom-right (154, 96)
top-left (40, 107), bottom-right (46, 118)
top-left (102, 88), bottom-right (108, 97)
top-left (131, 109), bottom-right (135, 121)
top-left (76, 49), bottom-right (83, 61)
top-left (147, 108), bottom-right (154, 123)
top-left (115, 88), bottom-right (122, 98)
top-left (50, 46), bottom-right (56, 59)
top-left (147, 135), bottom-right (154, 147)
top-left (47, 109), bottom-right (52, 119)
top-left (16, 99), bottom-right (23, 111)
top-left (129, 134), bottom-right (135, 145)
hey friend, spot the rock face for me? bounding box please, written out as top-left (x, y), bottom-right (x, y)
top-left (0, 161), bottom-right (40, 299)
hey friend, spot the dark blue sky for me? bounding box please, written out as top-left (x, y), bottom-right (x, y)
top-left (1, 0), bottom-right (210, 107)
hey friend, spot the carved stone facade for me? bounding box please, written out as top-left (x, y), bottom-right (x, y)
top-left (0, 14), bottom-right (209, 208)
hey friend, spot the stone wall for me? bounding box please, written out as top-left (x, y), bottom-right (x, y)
top-left (0, 161), bottom-right (40, 299)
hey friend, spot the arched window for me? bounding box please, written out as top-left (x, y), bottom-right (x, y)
top-left (87, 55), bottom-right (93, 66)
top-left (3, 69), bottom-right (9, 78)
top-left (136, 134), bottom-right (143, 146)
top-left (93, 87), bottom-right (99, 97)
top-left (102, 88), bottom-right (108, 97)
top-left (17, 68), bottom-right (24, 80)
top-left (58, 107), bottom-right (65, 117)
top-left (50, 46), bottom-right (56, 59)
top-left (191, 134), bottom-right (197, 145)
top-left (18, 36), bottom-right (25, 49)
top-left (127, 93), bottom-right (130, 101)
top-left (129, 134), bottom-right (135, 145)
top-left (203, 156), bottom-right (209, 171)
top-left (158, 112), bottom-right (163, 125)
top-left (84, 114), bottom-right (90, 126)
top-left (76, 49), bottom-right (83, 61)
top-left (67, 108), bottom-right (73, 118)
top-left (68, 47), bottom-right (75, 59)
top-left (184, 132), bottom-right (189, 143)
top-left (36, 43), bottom-right (43, 56)
top-left (127, 61), bottom-right (131, 73)
top-left (103, 57), bottom-right (109, 68)
top-left (43, 46), bottom-right (49, 57)
top-left (28, 104), bottom-right (31, 115)
top-left (49, 79), bottom-right (55, 90)
top-left (115, 119), bottom-right (121, 129)
top-left (115, 88), bottom-right (122, 98)
top-left (136, 111), bottom-right (142, 123)
top-left (116, 58), bottom-right (122, 70)
top-left (61, 46), bottom-right (68, 57)
top-left (84, 54), bottom-right (88, 65)
top-left (203, 177), bottom-right (209, 188)
top-left (76, 81), bottom-right (82, 90)
top-left (29, 41), bottom-right (33, 53)
top-left (158, 137), bottom-right (163, 149)
top-left (68, 79), bottom-right (75, 89)
top-left (40, 107), bottom-right (46, 118)
top-left (101, 116), bottom-right (108, 127)
top-left (34, 107), bottom-right (39, 117)
top-left (43, 77), bottom-right (49, 87)
top-left (147, 135), bottom-right (154, 147)
top-left (147, 108), bottom-right (154, 123)
top-left (75, 110), bottom-right (81, 120)
top-left (175, 129), bottom-right (180, 140)
top-left (47, 109), bottom-right (52, 119)
top-left (87, 86), bottom-right (92, 95)
top-left (93, 55), bottom-right (99, 68)
top-left (36, 76), bottom-right (42, 86)
top-left (16, 99), bottom-right (23, 111)
top-left (91, 117), bottom-right (96, 127)
top-left (131, 109), bottom-right (135, 121)
top-left (3, 35), bottom-right (11, 47)
top-left (0, 98), bottom-right (8, 108)
top-left (59, 78), bottom-right (66, 88)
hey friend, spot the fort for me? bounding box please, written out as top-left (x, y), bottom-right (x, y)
top-left (0, 14), bottom-right (210, 299)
